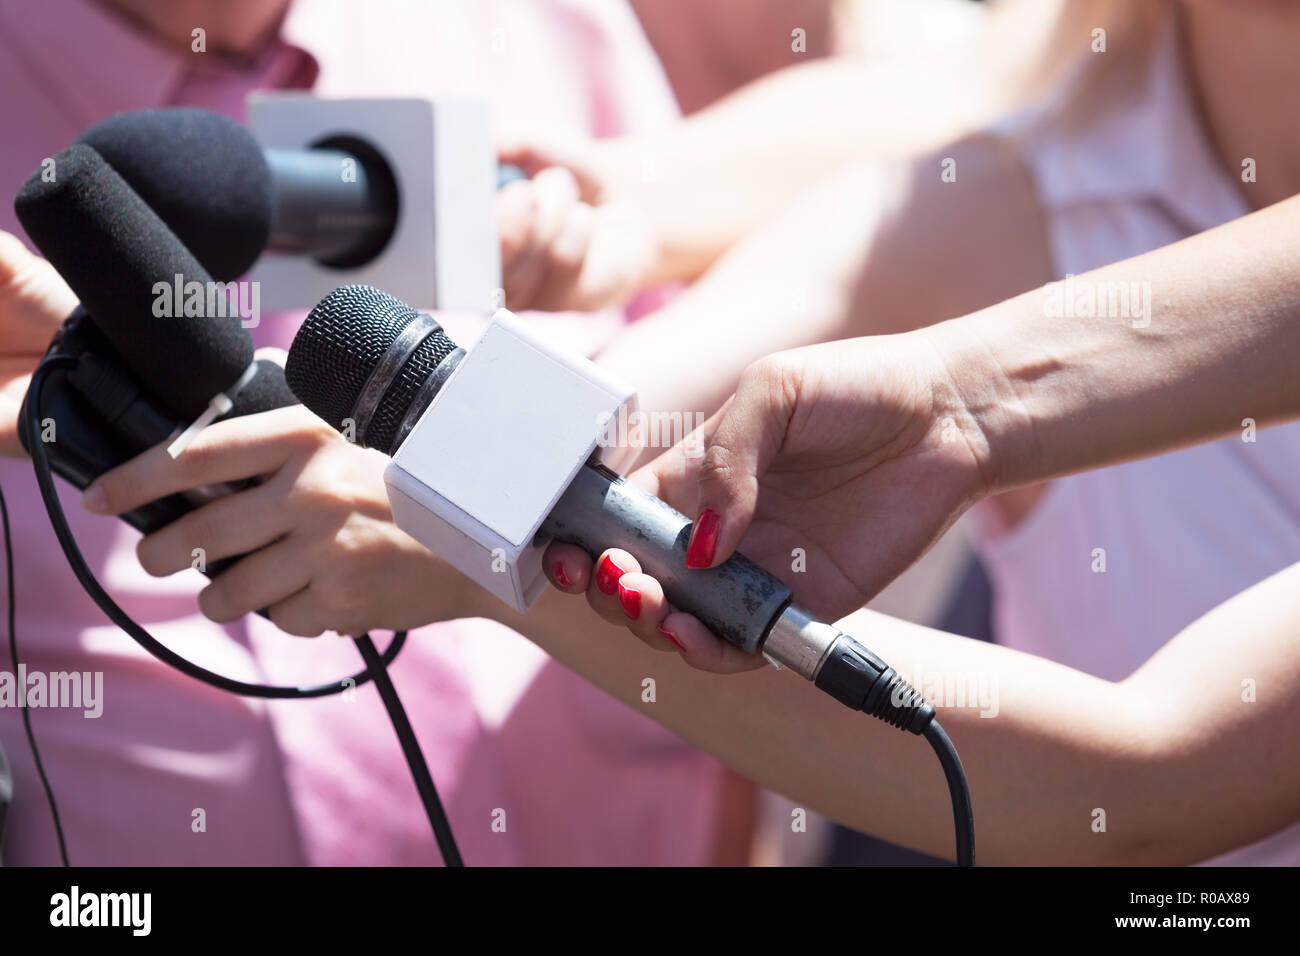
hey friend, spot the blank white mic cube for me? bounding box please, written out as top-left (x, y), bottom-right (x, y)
top-left (246, 95), bottom-right (501, 312)
top-left (384, 310), bottom-right (637, 611)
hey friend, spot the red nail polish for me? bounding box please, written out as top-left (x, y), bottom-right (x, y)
top-left (685, 509), bottom-right (721, 569)
top-left (551, 562), bottom-right (572, 588)
top-left (657, 623), bottom-right (686, 652)
top-left (595, 554), bottom-right (627, 595)
top-left (617, 581), bottom-right (641, 620)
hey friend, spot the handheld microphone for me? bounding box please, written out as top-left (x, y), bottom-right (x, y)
top-left (12, 160), bottom-right (461, 863)
top-left (79, 108), bottom-right (397, 277)
top-left (77, 104), bottom-right (502, 313)
top-left (13, 143), bottom-right (297, 540)
top-left (285, 286), bottom-right (933, 724)
top-left (287, 284), bottom-right (976, 865)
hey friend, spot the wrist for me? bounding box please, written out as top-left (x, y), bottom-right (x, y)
top-left (915, 311), bottom-right (1027, 501)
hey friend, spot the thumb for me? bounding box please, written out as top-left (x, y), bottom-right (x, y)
top-left (495, 124), bottom-right (607, 203)
top-left (685, 357), bottom-right (800, 569)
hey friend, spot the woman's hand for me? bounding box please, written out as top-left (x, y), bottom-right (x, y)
top-left (82, 404), bottom-right (491, 635)
top-left (543, 331), bottom-right (995, 671)
top-left (496, 129), bottom-right (659, 312)
top-left (0, 231), bottom-right (79, 457)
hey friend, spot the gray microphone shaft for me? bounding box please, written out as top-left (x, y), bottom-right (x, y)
top-left (542, 460), bottom-right (793, 655)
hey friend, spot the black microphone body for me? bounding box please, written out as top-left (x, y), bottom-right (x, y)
top-left (14, 144), bottom-right (297, 574)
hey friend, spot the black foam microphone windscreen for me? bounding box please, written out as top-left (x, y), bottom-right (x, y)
top-left (78, 108), bottom-right (272, 280)
top-left (223, 358), bottom-right (298, 419)
top-left (286, 285), bottom-right (460, 454)
top-left (15, 144), bottom-right (256, 420)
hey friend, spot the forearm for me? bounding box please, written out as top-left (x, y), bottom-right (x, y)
top-left (485, 573), bottom-right (1295, 865)
top-left (596, 160), bottom-right (894, 440)
top-left (934, 194), bottom-right (1300, 491)
top-left (610, 56), bottom-right (1002, 284)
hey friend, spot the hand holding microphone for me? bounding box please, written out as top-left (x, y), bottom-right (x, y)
top-left (282, 284), bottom-right (975, 864)
top-left (496, 128), bottom-right (659, 312)
top-left (543, 334), bottom-right (993, 672)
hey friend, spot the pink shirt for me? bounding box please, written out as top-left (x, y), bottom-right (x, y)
top-left (0, 0), bottom-right (726, 865)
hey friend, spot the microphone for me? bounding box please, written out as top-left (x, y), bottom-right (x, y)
top-left (74, 105), bottom-right (503, 315)
top-left (285, 285), bottom-right (935, 728)
top-left (13, 143), bottom-right (296, 542)
top-left (16, 144), bottom-right (260, 419)
top-left (78, 108), bottom-right (397, 279)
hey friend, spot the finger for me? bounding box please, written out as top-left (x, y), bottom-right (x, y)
top-left (585, 547), bottom-right (640, 626)
top-left (530, 202), bottom-right (595, 311)
top-left (197, 539), bottom-right (313, 623)
top-left (267, 586), bottom-right (330, 637)
top-left (0, 231), bottom-right (30, 284)
top-left (544, 540), bottom-right (594, 594)
top-left (504, 166), bottom-right (580, 309)
top-left (135, 483), bottom-right (292, 576)
top-left (565, 203), bottom-right (654, 311)
top-left (0, 232), bottom-right (79, 348)
top-left (82, 408), bottom-right (306, 515)
top-left (627, 398), bottom-right (729, 509)
top-left (497, 178), bottom-right (538, 275)
top-left (657, 610), bottom-right (767, 674)
top-left (685, 358), bottom-right (800, 569)
top-left (609, 571), bottom-right (680, 652)
top-left (494, 126), bottom-right (605, 200)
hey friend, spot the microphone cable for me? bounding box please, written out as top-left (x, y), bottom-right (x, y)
top-left (15, 355), bottom-right (463, 866)
top-left (0, 481), bottom-right (69, 866)
top-left (924, 719), bottom-right (974, 866)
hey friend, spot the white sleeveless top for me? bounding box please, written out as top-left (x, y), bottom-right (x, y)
top-left (976, 21), bottom-right (1300, 865)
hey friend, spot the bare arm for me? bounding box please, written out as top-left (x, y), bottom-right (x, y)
top-left (499, 48), bottom-right (1035, 309)
top-left (935, 191), bottom-right (1300, 493)
top-left (595, 133), bottom-right (1051, 452)
top-left (499, 194), bottom-right (1300, 863)
top-left (486, 557), bottom-right (1300, 865)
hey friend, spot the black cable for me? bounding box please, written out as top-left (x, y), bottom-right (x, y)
top-left (813, 633), bottom-right (976, 865)
top-left (353, 635), bottom-right (463, 866)
top-left (924, 719), bottom-right (974, 866)
top-left (0, 483), bottom-right (70, 866)
top-left (24, 356), bottom-right (462, 864)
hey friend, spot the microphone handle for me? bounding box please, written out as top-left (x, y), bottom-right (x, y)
top-left (23, 317), bottom-right (295, 589)
top-left (541, 461), bottom-right (792, 654)
top-left (265, 147), bottom-right (397, 264)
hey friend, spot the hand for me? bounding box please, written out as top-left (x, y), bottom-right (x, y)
top-left (496, 128), bottom-right (659, 312)
top-left (542, 331), bottom-right (994, 671)
top-left (81, 404), bottom-right (491, 635)
top-left (0, 231), bottom-right (79, 457)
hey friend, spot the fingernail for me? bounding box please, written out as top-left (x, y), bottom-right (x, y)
top-left (81, 485), bottom-right (108, 514)
top-left (685, 509), bottom-right (720, 569)
top-left (617, 581), bottom-right (641, 620)
top-left (551, 561), bottom-right (573, 588)
top-left (595, 554), bottom-right (628, 595)
top-left (657, 623), bottom-right (686, 652)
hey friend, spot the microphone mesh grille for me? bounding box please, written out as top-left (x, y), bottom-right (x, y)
top-left (286, 285), bottom-right (460, 453)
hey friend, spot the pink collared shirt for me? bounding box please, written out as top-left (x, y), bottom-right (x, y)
top-left (0, 0), bottom-right (725, 865)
